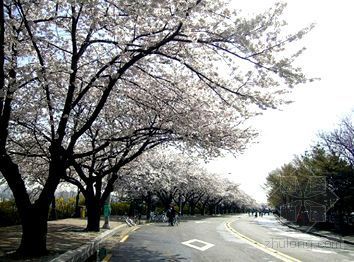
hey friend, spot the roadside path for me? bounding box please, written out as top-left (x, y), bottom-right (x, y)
top-left (0, 217), bottom-right (132, 262)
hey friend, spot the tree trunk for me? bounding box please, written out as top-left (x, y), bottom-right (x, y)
top-left (201, 202), bottom-right (208, 216)
top-left (49, 197), bottom-right (57, 220)
top-left (190, 204), bottom-right (196, 215)
top-left (0, 154), bottom-right (50, 257)
top-left (17, 205), bottom-right (49, 256)
top-left (209, 204), bottom-right (214, 215)
top-left (85, 198), bottom-right (101, 232)
top-left (156, 191), bottom-right (173, 210)
top-left (145, 192), bottom-right (153, 220)
top-left (181, 201), bottom-right (187, 216)
top-left (162, 195), bottom-right (173, 210)
top-left (128, 200), bottom-right (135, 217)
top-left (74, 188), bottom-right (81, 218)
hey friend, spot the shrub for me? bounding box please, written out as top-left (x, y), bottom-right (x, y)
top-left (0, 200), bottom-right (20, 227)
top-left (110, 202), bottom-right (130, 216)
top-left (49, 196), bottom-right (85, 220)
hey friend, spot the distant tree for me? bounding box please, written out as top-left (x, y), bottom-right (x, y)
top-left (320, 115), bottom-right (354, 166)
top-left (266, 163), bottom-right (297, 209)
top-left (266, 146), bottom-right (354, 226)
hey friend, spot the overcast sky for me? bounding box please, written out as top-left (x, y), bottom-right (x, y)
top-left (205, 0), bottom-right (354, 203)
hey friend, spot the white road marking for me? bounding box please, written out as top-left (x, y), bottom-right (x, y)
top-left (226, 221), bottom-right (301, 262)
top-left (277, 232), bottom-right (322, 241)
top-left (256, 218), bottom-right (278, 224)
top-left (181, 239), bottom-right (215, 251)
top-left (310, 249), bottom-right (336, 254)
top-left (195, 221), bottom-right (208, 224)
top-left (270, 228), bottom-right (283, 232)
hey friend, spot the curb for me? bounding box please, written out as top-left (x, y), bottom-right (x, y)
top-left (50, 224), bottom-right (128, 262)
top-left (275, 216), bottom-right (354, 246)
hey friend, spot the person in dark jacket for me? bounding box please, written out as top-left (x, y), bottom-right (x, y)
top-left (166, 205), bottom-right (177, 226)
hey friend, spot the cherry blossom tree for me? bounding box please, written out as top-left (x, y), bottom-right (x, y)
top-left (220, 180), bottom-right (241, 213)
top-left (114, 149), bottom-right (254, 216)
top-left (198, 174), bottom-right (225, 215)
top-left (116, 149), bottom-right (195, 212)
top-left (0, 0), bottom-right (312, 256)
top-left (62, 113), bottom-right (175, 230)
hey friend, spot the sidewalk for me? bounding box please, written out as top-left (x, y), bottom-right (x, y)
top-left (276, 216), bottom-right (354, 245)
top-left (0, 217), bottom-right (135, 262)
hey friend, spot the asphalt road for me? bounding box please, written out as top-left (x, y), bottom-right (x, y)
top-left (109, 214), bottom-right (354, 262)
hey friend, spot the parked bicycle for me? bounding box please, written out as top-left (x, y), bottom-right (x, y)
top-left (124, 216), bottom-right (138, 227)
top-left (149, 212), bottom-right (167, 223)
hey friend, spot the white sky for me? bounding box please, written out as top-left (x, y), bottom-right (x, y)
top-left (205, 0), bottom-right (354, 203)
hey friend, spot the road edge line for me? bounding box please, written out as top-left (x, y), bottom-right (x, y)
top-left (225, 221), bottom-right (301, 262)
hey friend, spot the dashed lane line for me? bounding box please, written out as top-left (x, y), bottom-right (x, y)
top-left (120, 235), bottom-right (129, 243)
top-left (225, 221), bottom-right (301, 262)
top-left (119, 225), bottom-right (139, 243)
top-left (102, 253), bottom-right (112, 262)
top-left (102, 226), bottom-right (140, 261)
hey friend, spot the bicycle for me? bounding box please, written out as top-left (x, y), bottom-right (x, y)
top-left (124, 216), bottom-right (138, 227)
top-left (173, 214), bottom-right (179, 226)
top-left (150, 212), bottom-right (167, 223)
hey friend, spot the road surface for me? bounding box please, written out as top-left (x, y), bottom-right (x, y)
top-left (109, 214), bottom-right (354, 261)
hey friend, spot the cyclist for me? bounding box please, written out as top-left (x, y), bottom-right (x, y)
top-left (166, 205), bottom-right (177, 226)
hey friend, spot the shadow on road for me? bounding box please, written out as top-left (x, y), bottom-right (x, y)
top-left (112, 245), bottom-right (188, 261)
